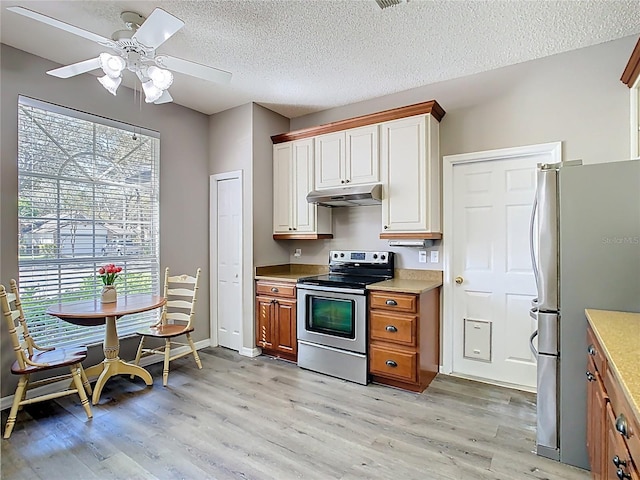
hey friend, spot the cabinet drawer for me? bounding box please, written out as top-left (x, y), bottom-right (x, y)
top-left (369, 291), bottom-right (417, 313)
top-left (370, 310), bottom-right (417, 346)
top-left (256, 281), bottom-right (296, 298)
top-left (369, 346), bottom-right (417, 382)
top-left (605, 365), bottom-right (640, 462)
top-left (587, 326), bottom-right (607, 374)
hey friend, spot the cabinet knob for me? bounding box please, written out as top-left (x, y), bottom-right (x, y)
top-left (384, 225), bottom-right (388, 229)
top-left (586, 371), bottom-right (595, 382)
top-left (271, 287), bottom-right (279, 293)
top-left (616, 468), bottom-right (631, 480)
top-left (385, 325), bottom-right (398, 333)
top-left (345, 179), bottom-right (350, 183)
top-left (341, 180), bottom-right (345, 184)
top-left (613, 456), bottom-right (627, 468)
top-left (288, 227), bottom-right (292, 231)
top-left (616, 414), bottom-right (629, 438)
top-left (293, 227), bottom-right (297, 230)
top-left (588, 344), bottom-right (596, 356)
top-left (385, 299), bottom-right (397, 306)
top-left (385, 360), bottom-right (398, 368)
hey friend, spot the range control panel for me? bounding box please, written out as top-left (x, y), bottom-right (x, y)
top-left (329, 250), bottom-right (392, 265)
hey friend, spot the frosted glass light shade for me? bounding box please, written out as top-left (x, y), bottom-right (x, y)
top-left (98, 75), bottom-right (122, 95)
top-left (99, 53), bottom-right (125, 78)
top-left (142, 80), bottom-right (163, 103)
top-left (147, 66), bottom-right (173, 90)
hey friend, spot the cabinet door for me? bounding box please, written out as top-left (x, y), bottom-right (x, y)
top-left (380, 114), bottom-right (440, 233)
top-left (315, 131), bottom-right (346, 189)
top-left (587, 357), bottom-right (607, 480)
top-left (274, 298), bottom-right (297, 355)
top-left (292, 139), bottom-right (316, 233)
top-left (273, 143), bottom-right (293, 234)
top-left (256, 296), bottom-right (274, 349)
top-left (605, 403), bottom-right (634, 480)
top-left (346, 125), bottom-right (379, 186)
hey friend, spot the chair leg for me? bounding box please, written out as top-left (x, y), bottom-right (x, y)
top-left (79, 365), bottom-right (93, 396)
top-left (186, 332), bottom-right (202, 369)
top-left (70, 364), bottom-right (92, 420)
top-left (163, 339), bottom-right (171, 387)
top-left (4, 375), bottom-right (28, 439)
top-left (131, 336), bottom-right (145, 379)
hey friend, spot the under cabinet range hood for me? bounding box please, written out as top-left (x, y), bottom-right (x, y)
top-left (306, 184), bottom-right (382, 207)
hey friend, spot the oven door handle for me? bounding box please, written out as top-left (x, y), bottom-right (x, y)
top-left (296, 283), bottom-right (366, 295)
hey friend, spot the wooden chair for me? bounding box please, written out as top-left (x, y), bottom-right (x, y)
top-left (1, 279), bottom-right (93, 439)
top-left (132, 268), bottom-right (202, 386)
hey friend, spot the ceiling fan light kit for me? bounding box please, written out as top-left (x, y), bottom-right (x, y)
top-left (6, 6), bottom-right (232, 106)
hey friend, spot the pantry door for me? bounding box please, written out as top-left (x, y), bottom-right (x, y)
top-left (443, 143), bottom-right (561, 390)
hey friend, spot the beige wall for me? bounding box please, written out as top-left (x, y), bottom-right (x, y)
top-left (288, 35), bottom-right (637, 268)
top-left (0, 45), bottom-right (210, 398)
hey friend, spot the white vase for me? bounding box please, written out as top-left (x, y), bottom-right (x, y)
top-left (100, 285), bottom-right (117, 303)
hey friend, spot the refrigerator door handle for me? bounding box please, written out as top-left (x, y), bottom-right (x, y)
top-left (529, 192), bottom-right (539, 303)
top-left (530, 330), bottom-right (539, 359)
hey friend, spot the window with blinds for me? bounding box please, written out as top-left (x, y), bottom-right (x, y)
top-left (17, 96), bottom-right (161, 348)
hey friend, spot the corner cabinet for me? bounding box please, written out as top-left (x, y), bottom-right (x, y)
top-left (368, 287), bottom-right (440, 393)
top-left (273, 139), bottom-right (332, 240)
top-left (314, 125), bottom-right (379, 189)
top-left (255, 280), bottom-right (297, 362)
top-left (380, 114), bottom-right (441, 238)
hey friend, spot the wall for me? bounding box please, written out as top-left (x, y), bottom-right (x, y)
top-left (0, 45), bottom-right (210, 398)
top-left (285, 35), bottom-right (637, 269)
top-left (208, 102), bottom-right (289, 353)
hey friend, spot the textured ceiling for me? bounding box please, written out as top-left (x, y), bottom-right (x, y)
top-left (1, 0), bottom-right (639, 118)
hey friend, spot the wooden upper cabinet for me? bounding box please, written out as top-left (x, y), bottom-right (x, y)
top-left (621, 36), bottom-right (640, 159)
top-left (380, 114), bottom-right (441, 236)
top-left (314, 125), bottom-right (379, 189)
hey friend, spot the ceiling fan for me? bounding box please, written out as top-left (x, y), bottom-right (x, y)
top-left (7, 6), bottom-right (232, 104)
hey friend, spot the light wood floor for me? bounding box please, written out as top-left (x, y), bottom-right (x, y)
top-left (1, 347), bottom-right (589, 480)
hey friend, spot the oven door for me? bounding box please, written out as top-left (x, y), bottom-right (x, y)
top-left (296, 284), bottom-right (367, 354)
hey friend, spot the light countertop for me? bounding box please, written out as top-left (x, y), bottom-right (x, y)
top-left (585, 309), bottom-right (640, 422)
top-left (254, 264), bottom-right (327, 283)
top-left (367, 278), bottom-right (442, 294)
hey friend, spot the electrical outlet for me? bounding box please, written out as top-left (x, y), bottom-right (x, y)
top-left (418, 250), bottom-right (427, 263)
top-left (430, 250), bottom-right (439, 263)
top-left (294, 248), bottom-right (302, 257)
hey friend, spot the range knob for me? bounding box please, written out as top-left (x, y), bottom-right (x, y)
top-left (333, 253), bottom-right (338, 258)
top-left (381, 254), bottom-right (386, 260)
top-left (373, 254), bottom-right (378, 259)
top-left (340, 253), bottom-right (345, 258)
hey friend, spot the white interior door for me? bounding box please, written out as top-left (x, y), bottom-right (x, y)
top-left (210, 171), bottom-right (242, 351)
top-left (444, 143), bottom-right (561, 390)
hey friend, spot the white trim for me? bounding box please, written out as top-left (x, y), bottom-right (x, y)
top-left (630, 82), bottom-right (639, 159)
top-left (241, 347), bottom-right (262, 358)
top-left (441, 142), bottom-right (562, 375)
top-left (209, 171), bottom-right (244, 352)
top-left (1, 339), bottom-right (210, 411)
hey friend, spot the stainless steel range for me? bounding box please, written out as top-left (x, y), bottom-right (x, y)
top-left (296, 250), bottom-right (394, 385)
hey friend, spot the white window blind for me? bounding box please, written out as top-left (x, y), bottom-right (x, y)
top-left (17, 96), bottom-right (161, 348)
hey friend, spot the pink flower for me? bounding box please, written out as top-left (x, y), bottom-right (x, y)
top-left (98, 264), bottom-right (122, 285)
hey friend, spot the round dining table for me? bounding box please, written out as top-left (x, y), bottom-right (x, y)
top-left (46, 294), bottom-right (166, 405)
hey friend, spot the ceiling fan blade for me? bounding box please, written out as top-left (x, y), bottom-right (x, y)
top-left (47, 57), bottom-right (102, 78)
top-left (154, 90), bottom-right (173, 105)
top-left (6, 6), bottom-right (114, 46)
top-left (132, 8), bottom-right (184, 49)
top-left (154, 55), bottom-right (232, 85)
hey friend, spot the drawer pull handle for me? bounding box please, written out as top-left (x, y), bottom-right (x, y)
top-left (385, 299), bottom-right (397, 306)
top-left (385, 325), bottom-right (398, 333)
top-left (385, 360), bottom-right (398, 368)
top-left (586, 371), bottom-right (595, 382)
top-left (613, 456), bottom-right (627, 468)
top-left (271, 287), bottom-right (279, 293)
top-left (616, 468), bottom-right (631, 480)
top-left (588, 344), bottom-right (596, 355)
top-left (615, 414), bottom-right (629, 438)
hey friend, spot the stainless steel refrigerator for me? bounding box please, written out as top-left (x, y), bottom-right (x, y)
top-left (530, 158), bottom-right (640, 469)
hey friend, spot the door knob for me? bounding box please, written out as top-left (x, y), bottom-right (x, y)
top-left (455, 276), bottom-right (464, 284)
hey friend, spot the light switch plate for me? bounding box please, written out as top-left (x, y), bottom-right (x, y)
top-left (294, 248), bottom-right (302, 257)
top-left (430, 250), bottom-right (439, 263)
top-left (418, 250), bottom-right (427, 263)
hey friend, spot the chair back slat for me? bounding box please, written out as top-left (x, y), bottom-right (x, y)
top-left (0, 281), bottom-right (32, 370)
top-left (160, 267), bottom-right (201, 329)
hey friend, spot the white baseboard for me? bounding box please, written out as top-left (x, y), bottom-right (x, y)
top-left (240, 347), bottom-right (262, 358)
top-left (1, 339), bottom-right (212, 411)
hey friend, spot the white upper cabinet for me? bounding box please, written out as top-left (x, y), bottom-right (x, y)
top-left (273, 139), bottom-right (332, 238)
top-left (380, 114), bottom-right (441, 235)
top-left (315, 125), bottom-right (379, 189)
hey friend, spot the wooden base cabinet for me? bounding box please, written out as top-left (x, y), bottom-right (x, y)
top-left (368, 287), bottom-right (440, 393)
top-left (587, 325), bottom-right (640, 480)
top-left (255, 281), bottom-right (297, 362)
